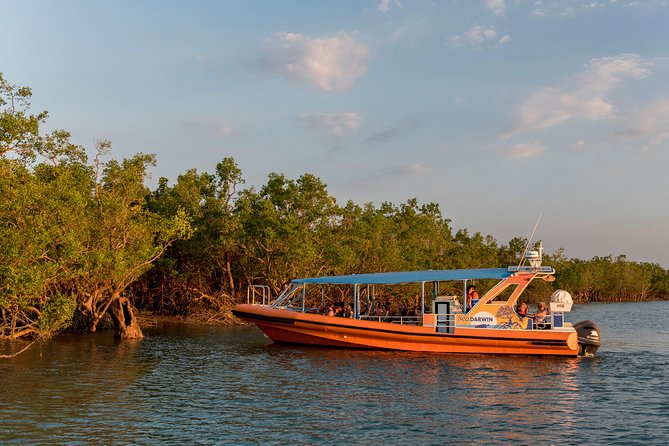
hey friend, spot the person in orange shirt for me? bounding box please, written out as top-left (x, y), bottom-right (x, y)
top-left (466, 285), bottom-right (479, 309)
top-left (516, 301), bottom-right (529, 318)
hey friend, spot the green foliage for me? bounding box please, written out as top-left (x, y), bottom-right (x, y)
top-left (39, 292), bottom-right (77, 337)
top-left (139, 166), bottom-right (669, 310)
top-left (0, 73), bottom-right (47, 162)
top-left (552, 255), bottom-right (665, 302)
top-left (140, 158), bottom-right (243, 312)
top-left (234, 172), bottom-right (337, 293)
top-left (0, 74), bottom-right (192, 339)
top-left (448, 229), bottom-right (499, 269)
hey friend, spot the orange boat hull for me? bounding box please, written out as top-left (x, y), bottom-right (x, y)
top-left (233, 304), bottom-right (579, 356)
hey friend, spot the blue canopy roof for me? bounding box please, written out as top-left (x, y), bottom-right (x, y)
top-left (291, 268), bottom-right (512, 285)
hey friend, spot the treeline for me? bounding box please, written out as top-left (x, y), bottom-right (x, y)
top-left (1, 74), bottom-right (668, 341)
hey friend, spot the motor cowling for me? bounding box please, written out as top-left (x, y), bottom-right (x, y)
top-left (574, 320), bottom-right (601, 356)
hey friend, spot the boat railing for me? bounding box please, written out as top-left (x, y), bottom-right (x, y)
top-left (531, 314), bottom-right (554, 330)
top-left (272, 307), bottom-right (424, 325)
top-left (247, 285), bottom-right (271, 305)
top-left (359, 314), bottom-right (422, 325)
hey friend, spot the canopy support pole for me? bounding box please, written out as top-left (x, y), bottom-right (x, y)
top-left (302, 284), bottom-right (306, 312)
top-left (463, 280), bottom-right (468, 313)
top-left (354, 284), bottom-right (359, 319)
top-left (421, 281), bottom-right (425, 315)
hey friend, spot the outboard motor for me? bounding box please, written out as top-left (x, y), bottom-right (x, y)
top-left (574, 320), bottom-right (601, 356)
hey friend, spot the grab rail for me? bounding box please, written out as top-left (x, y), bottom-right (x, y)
top-left (359, 315), bottom-right (422, 325)
top-left (247, 285), bottom-right (271, 305)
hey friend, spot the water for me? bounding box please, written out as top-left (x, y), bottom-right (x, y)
top-left (1, 301), bottom-right (668, 445)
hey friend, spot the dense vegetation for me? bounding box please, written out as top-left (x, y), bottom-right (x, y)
top-left (2, 74), bottom-right (668, 341)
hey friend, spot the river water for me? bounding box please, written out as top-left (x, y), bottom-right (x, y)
top-left (1, 301), bottom-right (668, 445)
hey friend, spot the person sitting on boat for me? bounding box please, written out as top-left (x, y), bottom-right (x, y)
top-left (466, 285), bottom-right (479, 310)
top-left (326, 305), bottom-right (335, 317)
top-left (516, 301), bottom-right (529, 318)
top-left (533, 302), bottom-right (548, 325)
top-left (400, 303), bottom-right (408, 317)
top-left (342, 303), bottom-right (354, 318)
top-left (382, 302), bottom-right (395, 322)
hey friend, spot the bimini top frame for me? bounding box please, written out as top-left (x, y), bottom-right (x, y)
top-left (270, 266), bottom-right (556, 313)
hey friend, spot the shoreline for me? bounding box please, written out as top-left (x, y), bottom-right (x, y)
top-left (136, 307), bottom-right (246, 328)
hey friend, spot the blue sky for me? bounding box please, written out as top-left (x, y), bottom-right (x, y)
top-left (3, 0), bottom-right (669, 266)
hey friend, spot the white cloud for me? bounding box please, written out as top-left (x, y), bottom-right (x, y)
top-left (619, 98), bottom-right (669, 138)
top-left (449, 25), bottom-right (511, 49)
top-left (584, 2), bottom-right (606, 9)
top-left (529, 0), bottom-right (652, 18)
top-left (571, 140), bottom-right (586, 150)
top-left (498, 35), bottom-right (512, 45)
top-left (486, 0), bottom-right (506, 16)
top-left (618, 98), bottom-right (669, 153)
top-left (507, 143), bottom-right (546, 159)
top-left (561, 6), bottom-right (576, 17)
top-left (532, 8), bottom-right (548, 17)
top-left (378, 0), bottom-right (403, 13)
top-left (502, 54), bottom-right (651, 138)
top-left (264, 32), bottom-right (370, 91)
top-left (217, 121), bottom-right (233, 136)
top-left (298, 112), bottom-right (361, 136)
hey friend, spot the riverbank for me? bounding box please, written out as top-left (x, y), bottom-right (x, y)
top-left (136, 306), bottom-right (246, 328)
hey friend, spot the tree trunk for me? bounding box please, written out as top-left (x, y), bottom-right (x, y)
top-left (108, 295), bottom-right (144, 339)
top-left (225, 253), bottom-right (235, 293)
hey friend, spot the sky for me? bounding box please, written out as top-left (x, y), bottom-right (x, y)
top-left (2, 0), bottom-right (669, 267)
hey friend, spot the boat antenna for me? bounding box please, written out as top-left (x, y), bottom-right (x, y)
top-left (517, 213), bottom-right (542, 269)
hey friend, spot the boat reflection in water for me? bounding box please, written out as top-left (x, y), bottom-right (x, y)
top-left (263, 343), bottom-right (583, 443)
top-left (234, 241), bottom-right (601, 356)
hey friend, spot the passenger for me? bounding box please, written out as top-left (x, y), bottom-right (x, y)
top-left (533, 302), bottom-right (548, 324)
top-left (326, 305), bottom-right (335, 317)
top-left (382, 302), bottom-right (394, 322)
top-left (407, 305), bottom-right (417, 317)
top-left (400, 303), bottom-right (408, 317)
top-left (516, 301), bottom-right (529, 318)
top-left (466, 285), bottom-right (479, 309)
top-left (334, 303), bottom-right (344, 317)
top-left (342, 303), bottom-right (354, 318)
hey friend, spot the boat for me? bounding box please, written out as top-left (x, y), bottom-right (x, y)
top-left (233, 242), bottom-right (601, 356)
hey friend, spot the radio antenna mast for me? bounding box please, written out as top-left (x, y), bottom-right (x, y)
top-left (518, 213), bottom-right (542, 269)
